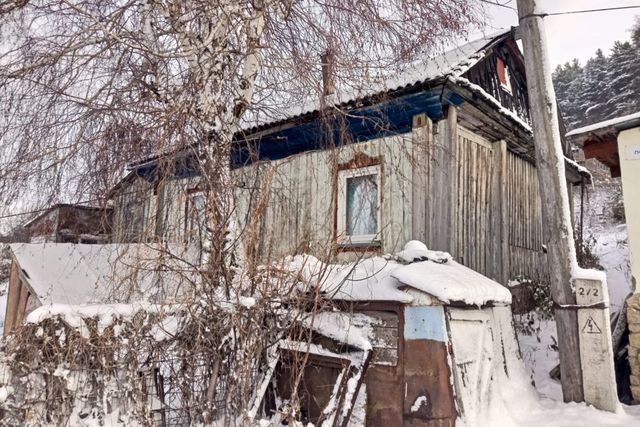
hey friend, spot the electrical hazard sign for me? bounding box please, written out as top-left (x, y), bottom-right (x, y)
top-left (581, 316), bottom-right (602, 334)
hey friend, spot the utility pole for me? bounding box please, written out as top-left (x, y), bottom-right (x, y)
top-left (516, 0), bottom-right (583, 402)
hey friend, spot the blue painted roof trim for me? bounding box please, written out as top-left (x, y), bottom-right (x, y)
top-left (232, 86), bottom-right (463, 168)
top-left (135, 85), bottom-right (462, 179)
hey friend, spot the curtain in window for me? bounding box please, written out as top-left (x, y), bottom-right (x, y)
top-left (346, 174), bottom-right (378, 236)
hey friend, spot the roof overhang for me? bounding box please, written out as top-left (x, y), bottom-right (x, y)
top-left (566, 112), bottom-right (640, 178)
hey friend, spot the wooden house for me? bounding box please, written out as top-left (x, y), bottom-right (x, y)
top-left (23, 203), bottom-right (112, 244)
top-left (108, 28), bottom-right (586, 287)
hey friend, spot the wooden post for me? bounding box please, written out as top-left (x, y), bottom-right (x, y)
top-left (490, 140), bottom-right (509, 285)
top-left (411, 113), bottom-right (432, 243)
top-left (517, 0), bottom-right (584, 402)
top-left (3, 260), bottom-right (21, 336)
top-left (429, 106), bottom-right (457, 253)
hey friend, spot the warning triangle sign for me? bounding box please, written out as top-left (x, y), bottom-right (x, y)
top-left (582, 316), bottom-right (602, 334)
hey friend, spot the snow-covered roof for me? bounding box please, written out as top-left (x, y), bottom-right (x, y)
top-left (121, 30), bottom-right (524, 176)
top-left (565, 111), bottom-right (640, 138)
top-left (10, 243), bottom-right (200, 305)
top-left (287, 241), bottom-right (511, 306)
top-left (390, 259), bottom-right (511, 306)
top-left (244, 29), bottom-right (512, 131)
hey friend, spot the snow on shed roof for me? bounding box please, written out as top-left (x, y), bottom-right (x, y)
top-left (10, 243), bottom-right (199, 305)
top-left (566, 111), bottom-right (640, 138)
top-left (390, 259), bottom-right (511, 306)
top-left (287, 241), bottom-right (511, 306)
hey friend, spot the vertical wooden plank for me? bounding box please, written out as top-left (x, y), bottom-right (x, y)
top-left (490, 140), bottom-right (509, 284)
top-left (3, 261), bottom-right (21, 335)
top-left (411, 113), bottom-right (431, 242)
top-left (457, 132), bottom-right (464, 260)
top-left (470, 141), bottom-right (477, 271)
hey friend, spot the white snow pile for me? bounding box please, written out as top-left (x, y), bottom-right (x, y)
top-left (24, 301), bottom-right (184, 340)
top-left (285, 240), bottom-right (511, 306)
top-left (396, 240), bottom-right (451, 263)
top-left (301, 311), bottom-right (375, 350)
top-left (505, 315), bottom-right (640, 427)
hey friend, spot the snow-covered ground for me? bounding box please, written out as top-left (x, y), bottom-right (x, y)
top-left (575, 161), bottom-right (631, 311)
top-left (514, 318), bottom-right (640, 426)
top-left (592, 224), bottom-right (631, 311)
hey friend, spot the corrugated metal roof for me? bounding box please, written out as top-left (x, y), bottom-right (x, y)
top-left (242, 29), bottom-right (512, 132)
top-left (119, 29), bottom-right (513, 174)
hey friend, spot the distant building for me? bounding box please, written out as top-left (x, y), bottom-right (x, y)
top-left (566, 111), bottom-right (640, 402)
top-left (566, 112), bottom-right (640, 287)
top-left (23, 203), bottom-right (112, 244)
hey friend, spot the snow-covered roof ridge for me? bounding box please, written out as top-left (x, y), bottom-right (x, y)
top-left (566, 111), bottom-right (640, 137)
top-left (287, 240), bottom-right (511, 306)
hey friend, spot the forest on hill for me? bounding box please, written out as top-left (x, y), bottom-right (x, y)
top-left (553, 18), bottom-right (640, 130)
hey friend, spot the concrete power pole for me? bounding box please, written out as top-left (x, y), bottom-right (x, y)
top-left (516, 0), bottom-right (584, 402)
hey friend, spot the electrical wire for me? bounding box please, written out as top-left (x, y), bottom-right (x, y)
top-left (479, 1), bottom-right (640, 17)
top-left (519, 5), bottom-right (640, 20)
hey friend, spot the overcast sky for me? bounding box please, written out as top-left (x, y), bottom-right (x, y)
top-left (479, 0), bottom-right (639, 68)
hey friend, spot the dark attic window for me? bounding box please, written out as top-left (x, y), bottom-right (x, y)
top-left (496, 57), bottom-right (513, 94)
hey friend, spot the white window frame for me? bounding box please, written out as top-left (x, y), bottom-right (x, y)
top-left (336, 164), bottom-right (382, 245)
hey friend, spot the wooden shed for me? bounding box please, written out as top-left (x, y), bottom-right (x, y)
top-left (253, 241), bottom-right (521, 426)
top-left (2, 242), bottom-right (198, 336)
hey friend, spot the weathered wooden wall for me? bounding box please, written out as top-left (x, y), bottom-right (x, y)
top-left (411, 109), bottom-right (546, 285)
top-left (234, 134), bottom-right (414, 261)
top-left (454, 126), bottom-right (495, 276)
top-left (112, 177), bottom-right (154, 243)
top-left (110, 109), bottom-right (549, 285)
top-left (506, 152), bottom-right (548, 283)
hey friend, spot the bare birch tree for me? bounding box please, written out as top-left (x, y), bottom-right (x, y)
top-left (0, 0), bottom-right (484, 424)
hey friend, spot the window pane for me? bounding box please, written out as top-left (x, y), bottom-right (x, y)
top-left (187, 193), bottom-right (207, 242)
top-left (346, 174), bottom-right (378, 236)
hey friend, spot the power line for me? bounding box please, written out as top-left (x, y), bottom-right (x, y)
top-left (519, 5), bottom-right (640, 19)
top-left (480, 0), bottom-right (516, 11)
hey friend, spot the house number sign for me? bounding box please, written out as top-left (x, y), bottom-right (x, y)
top-left (625, 144), bottom-right (640, 160)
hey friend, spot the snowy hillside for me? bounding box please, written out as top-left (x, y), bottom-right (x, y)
top-left (575, 159), bottom-right (631, 309)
